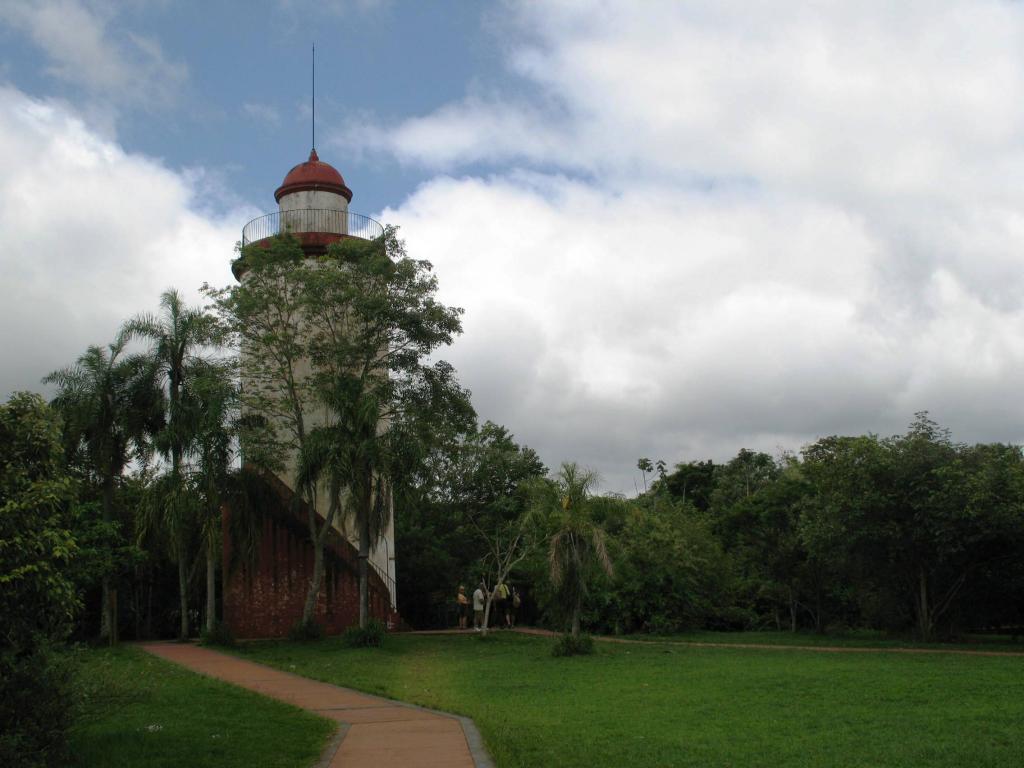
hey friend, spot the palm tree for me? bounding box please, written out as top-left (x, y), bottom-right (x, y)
top-left (533, 463), bottom-right (614, 638)
top-left (296, 377), bottom-right (391, 629)
top-left (44, 335), bottom-right (163, 643)
top-left (125, 288), bottom-right (218, 639)
top-left (187, 361), bottom-right (239, 634)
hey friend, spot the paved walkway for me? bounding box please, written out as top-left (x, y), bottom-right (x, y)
top-left (139, 643), bottom-right (490, 768)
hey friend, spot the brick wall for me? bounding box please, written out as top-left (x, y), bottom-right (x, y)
top-left (222, 474), bottom-right (398, 638)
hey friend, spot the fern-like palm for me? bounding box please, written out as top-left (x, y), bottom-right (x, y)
top-left (531, 462), bottom-right (613, 637)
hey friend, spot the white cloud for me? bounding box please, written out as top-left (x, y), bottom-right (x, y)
top-left (0, 0), bottom-right (187, 107)
top-left (0, 86), bottom-right (250, 399)
top-left (241, 102), bottom-right (281, 128)
top-left (364, 1), bottom-right (1024, 491)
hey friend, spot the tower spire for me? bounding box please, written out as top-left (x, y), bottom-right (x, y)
top-left (311, 44), bottom-right (316, 152)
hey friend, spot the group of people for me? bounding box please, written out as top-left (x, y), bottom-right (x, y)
top-left (456, 581), bottom-right (521, 631)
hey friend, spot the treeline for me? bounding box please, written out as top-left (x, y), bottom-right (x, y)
top-left (398, 413), bottom-right (1024, 641)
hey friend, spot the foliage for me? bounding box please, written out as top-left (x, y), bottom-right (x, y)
top-left (199, 621), bottom-right (236, 648)
top-left (800, 414), bottom-right (1024, 639)
top-left (0, 393), bottom-right (80, 767)
top-left (0, 393), bottom-right (81, 649)
top-left (341, 619), bottom-right (386, 648)
top-left (287, 619), bottom-right (325, 642)
top-left (550, 632), bottom-right (595, 657)
top-left (0, 646), bottom-right (74, 768)
top-left (594, 498), bottom-right (737, 634)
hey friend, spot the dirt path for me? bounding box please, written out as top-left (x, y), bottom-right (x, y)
top-left (413, 626), bottom-right (1024, 658)
top-left (139, 642), bottom-right (493, 768)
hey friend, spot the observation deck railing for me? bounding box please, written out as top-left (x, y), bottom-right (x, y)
top-left (241, 209), bottom-right (384, 246)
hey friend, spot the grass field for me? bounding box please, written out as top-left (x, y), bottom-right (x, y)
top-left (68, 645), bottom-right (333, 768)
top-left (237, 631), bottom-right (1024, 768)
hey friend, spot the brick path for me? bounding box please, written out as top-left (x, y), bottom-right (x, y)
top-left (140, 643), bottom-right (490, 768)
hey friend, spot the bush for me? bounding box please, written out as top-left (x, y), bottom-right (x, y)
top-left (200, 621), bottom-right (236, 648)
top-left (287, 620), bottom-right (324, 641)
top-left (706, 606), bottom-right (757, 632)
top-left (551, 633), bottom-right (595, 657)
top-left (0, 647), bottom-right (73, 768)
top-left (341, 619), bottom-right (386, 648)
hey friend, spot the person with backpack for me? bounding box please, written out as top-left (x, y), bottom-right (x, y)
top-left (456, 585), bottom-right (470, 629)
top-left (493, 581), bottom-right (509, 628)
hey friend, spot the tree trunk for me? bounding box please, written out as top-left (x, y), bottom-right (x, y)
top-left (481, 594), bottom-right (493, 637)
top-left (357, 476), bottom-right (373, 629)
top-left (571, 597), bottom-right (581, 638)
top-left (178, 558), bottom-right (189, 640)
top-left (358, 518), bottom-right (370, 629)
top-left (788, 587), bottom-right (798, 633)
top-left (917, 566), bottom-right (933, 641)
top-left (146, 580), bottom-right (153, 640)
top-left (100, 479), bottom-right (117, 645)
top-left (205, 545), bottom-right (216, 633)
top-left (302, 537), bottom-right (325, 625)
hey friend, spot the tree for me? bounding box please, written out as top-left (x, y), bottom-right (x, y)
top-left (662, 460), bottom-right (716, 511)
top-left (44, 336), bottom-right (163, 642)
top-left (530, 463), bottom-right (614, 637)
top-left (800, 414), bottom-right (1024, 640)
top-left (472, 512), bottom-right (536, 636)
top-left (303, 231), bottom-right (465, 627)
top-left (207, 228), bottom-right (465, 629)
top-left (186, 360), bottom-right (240, 634)
top-left (0, 393), bottom-right (79, 767)
top-left (125, 288), bottom-right (218, 640)
top-left (637, 458), bottom-right (653, 493)
top-left (710, 449), bottom-right (779, 511)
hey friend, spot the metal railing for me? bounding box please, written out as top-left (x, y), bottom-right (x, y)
top-left (369, 558), bottom-right (397, 611)
top-left (242, 209), bottom-right (384, 246)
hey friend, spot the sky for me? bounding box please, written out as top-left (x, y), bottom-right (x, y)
top-left (3, 0), bottom-right (1024, 494)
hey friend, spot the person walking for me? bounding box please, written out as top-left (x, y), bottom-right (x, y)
top-left (472, 581), bottom-right (487, 631)
top-left (456, 585), bottom-right (470, 629)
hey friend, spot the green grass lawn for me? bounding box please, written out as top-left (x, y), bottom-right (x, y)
top-left (67, 645), bottom-right (334, 768)
top-left (236, 632), bottom-right (1024, 768)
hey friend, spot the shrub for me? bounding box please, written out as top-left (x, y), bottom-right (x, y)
top-left (0, 647), bottom-right (73, 768)
top-left (200, 621), bottom-right (236, 648)
top-left (341, 619), bottom-right (386, 648)
top-left (551, 633), bottom-right (595, 657)
top-left (287, 620), bottom-right (324, 641)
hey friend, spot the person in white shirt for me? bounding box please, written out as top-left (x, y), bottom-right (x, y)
top-left (472, 582), bottom-right (487, 631)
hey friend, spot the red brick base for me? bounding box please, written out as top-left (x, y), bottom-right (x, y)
top-left (222, 474), bottom-right (399, 638)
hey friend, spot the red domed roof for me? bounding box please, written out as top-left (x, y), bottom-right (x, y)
top-left (274, 149), bottom-right (353, 203)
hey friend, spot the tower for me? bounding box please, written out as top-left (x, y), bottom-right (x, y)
top-left (226, 150), bottom-right (397, 636)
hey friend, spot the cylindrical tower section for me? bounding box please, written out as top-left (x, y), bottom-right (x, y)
top-left (239, 150), bottom-right (396, 612)
top-left (275, 148), bottom-right (353, 237)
